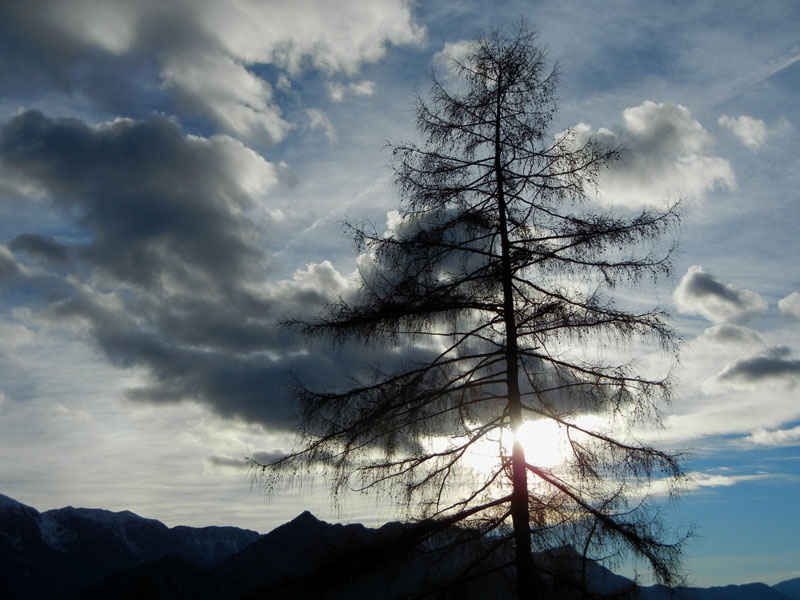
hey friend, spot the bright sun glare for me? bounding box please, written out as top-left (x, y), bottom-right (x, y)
top-left (460, 414), bottom-right (607, 473)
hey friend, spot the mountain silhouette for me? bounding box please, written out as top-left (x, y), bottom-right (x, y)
top-left (1, 493), bottom-right (798, 600)
top-left (0, 493), bottom-right (259, 599)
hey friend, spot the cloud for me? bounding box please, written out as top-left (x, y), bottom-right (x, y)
top-left (718, 114), bottom-right (768, 149)
top-left (638, 469), bottom-right (773, 498)
top-left (0, 243), bottom-right (362, 429)
top-left (696, 323), bottom-right (767, 348)
top-left (306, 108), bottom-right (337, 142)
top-left (709, 346), bottom-right (800, 391)
top-left (0, 0), bottom-right (424, 139)
top-left (0, 317), bottom-right (34, 348)
top-left (207, 449), bottom-right (287, 469)
top-left (570, 101), bottom-right (735, 207)
top-left (683, 470), bottom-right (772, 490)
top-left (9, 234), bottom-right (70, 266)
top-left (778, 292), bottom-right (800, 320)
top-left (327, 80), bottom-right (376, 103)
top-left (206, 454), bottom-right (249, 469)
top-left (160, 49), bottom-right (290, 142)
top-left (0, 246), bottom-right (24, 280)
top-left (747, 425), bottom-right (800, 447)
top-left (433, 39), bottom-right (475, 72)
top-left (0, 109), bottom-right (381, 429)
top-left (673, 265), bottom-right (767, 323)
top-left (0, 147), bottom-right (392, 431)
top-left (0, 110), bottom-right (279, 289)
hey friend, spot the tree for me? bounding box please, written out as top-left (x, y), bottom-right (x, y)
top-left (256, 24), bottom-right (684, 599)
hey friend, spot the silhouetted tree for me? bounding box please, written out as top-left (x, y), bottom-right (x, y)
top-left (256, 24), bottom-right (684, 600)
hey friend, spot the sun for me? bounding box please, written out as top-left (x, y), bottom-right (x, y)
top-left (513, 419), bottom-right (571, 469)
top-left (461, 418), bottom-right (570, 474)
top-left (462, 414), bottom-right (609, 475)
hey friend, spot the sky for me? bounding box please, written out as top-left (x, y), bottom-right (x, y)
top-left (0, 0), bottom-right (798, 588)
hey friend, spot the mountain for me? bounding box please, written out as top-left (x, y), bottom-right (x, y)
top-left (76, 512), bottom-right (800, 600)
top-left (2, 492), bottom-right (798, 600)
top-left (213, 510), bottom-right (534, 599)
top-left (774, 579), bottom-right (800, 600)
top-left (640, 583), bottom-right (794, 600)
top-left (0, 493), bottom-right (260, 599)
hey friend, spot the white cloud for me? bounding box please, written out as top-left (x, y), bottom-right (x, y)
top-left (637, 470), bottom-right (772, 498)
top-left (718, 114), bottom-right (767, 150)
top-left (161, 50), bottom-right (289, 142)
top-left (284, 260), bottom-right (350, 298)
top-left (306, 108), bottom-right (337, 142)
top-left (747, 425), bottom-right (800, 447)
top-left (327, 80), bottom-right (376, 103)
top-left (434, 39), bottom-right (475, 73)
top-left (570, 102), bottom-right (735, 207)
top-left (202, 0), bottom-right (424, 75)
top-left (673, 265), bottom-right (767, 323)
top-left (778, 292), bottom-right (800, 320)
top-left (654, 393), bottom-right (796, 445)
top-left (684, 470), bottom-right (773, 490)
top-left (349, 80), bottom-right (376, 97)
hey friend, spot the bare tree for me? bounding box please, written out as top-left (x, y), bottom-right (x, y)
top-left (256, 24), bottom-right (685, 600)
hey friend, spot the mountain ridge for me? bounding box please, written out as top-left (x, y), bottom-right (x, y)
top-left (0, 493), bottom-right (261, 599)
top-left (1, 493), bottom-right (797, 600)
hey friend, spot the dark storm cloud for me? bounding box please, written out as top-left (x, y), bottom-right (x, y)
top-left (0, 247), bottom-right (22, 279)
top-left (0, 3), bottom-right (160, 118)
top-left (0, 110), bottom-right (364, 429)
top-left (103, 331), bottom-right (299, 427)
top-left (0, 244), bottom-right (76, 307)
top-left (0, 110), bottom-right (274, 289)
top-left (0, 120), bottom-right (368, 430)
top-left (9, 234), bottom-right (70, 266)
top-left (0, 238), bottom-right (361, 430)
top-left (0, 3), bottom-right (95, 94)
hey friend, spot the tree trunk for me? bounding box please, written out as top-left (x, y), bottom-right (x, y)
top-left (494, 77), bottom-right (534, 600)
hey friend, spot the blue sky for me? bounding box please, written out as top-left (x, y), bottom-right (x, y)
top-left (0, 0), bottom-right (798, 587)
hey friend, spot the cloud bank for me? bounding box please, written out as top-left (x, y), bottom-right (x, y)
top-left (0, 0), bottom-right (423, 139)
top-left (0, 109), bottom-right (372, 430)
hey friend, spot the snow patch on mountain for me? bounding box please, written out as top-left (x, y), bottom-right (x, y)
top-left (39, 512), bottom-right (74, 551)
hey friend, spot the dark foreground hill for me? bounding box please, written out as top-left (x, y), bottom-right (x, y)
top-left (0, 493), bottom-right (259, 599)
top-left (1, 493), bottom-right (798, 600)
